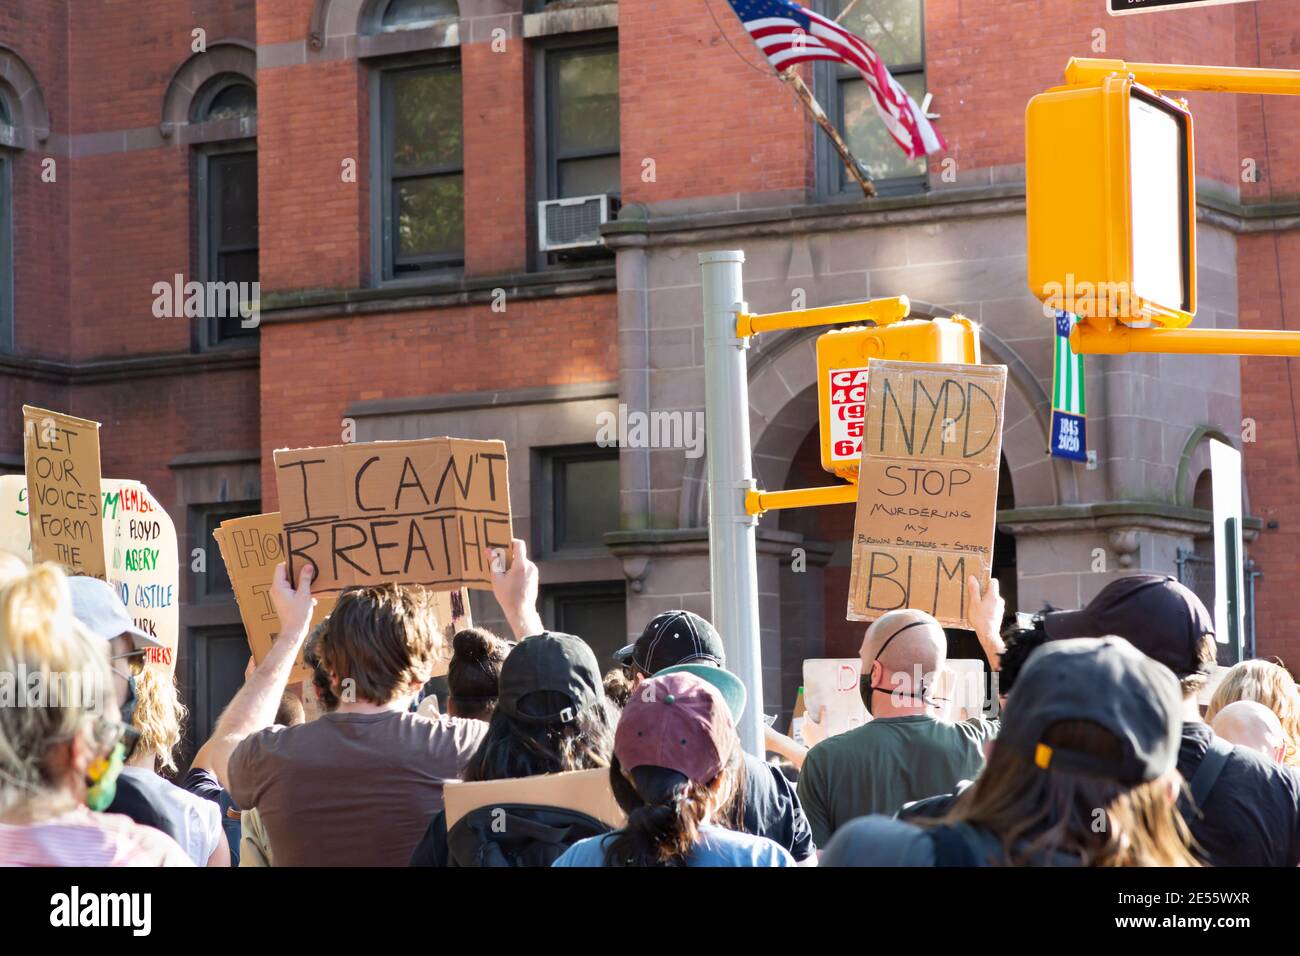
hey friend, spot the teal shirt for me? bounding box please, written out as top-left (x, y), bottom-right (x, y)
top-left (797, 714), bottom-right (998, 847)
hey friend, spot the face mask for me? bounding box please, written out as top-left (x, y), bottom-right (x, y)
top-left (85, 741), bottom-right (126, 812)
top-left (118, 672), bottom-right (139, 734)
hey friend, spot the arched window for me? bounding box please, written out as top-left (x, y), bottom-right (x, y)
top-left (191, 75), bottom-right (257, 124)
top-left (373, 0), bottom-right (457, 32)
top-left (0, 93), bottom-right (11, 126)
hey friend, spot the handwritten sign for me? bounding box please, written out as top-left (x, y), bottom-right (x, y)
top-left (104, 480), bottom-right (180, 674)
top-left (215, 511), bottom-right (475, 682)
top-left (23, 406), bottom-right (106, 578)
top-left (0, 474), bottom-right (179, 674)
top-left (847, 361), bottom-right (1007, 628)
top-left (273, 437), bottom-right (512, 596)
top-left (802, 659), bottom-right (870, 738)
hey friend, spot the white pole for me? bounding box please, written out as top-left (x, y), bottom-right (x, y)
top-left (699, 250), bottom-right (764, 756)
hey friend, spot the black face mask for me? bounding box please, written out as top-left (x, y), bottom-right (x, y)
top-left (119, 675), bottom-right (140, 761)
top-left (860, 621), bottom-right (937, 716)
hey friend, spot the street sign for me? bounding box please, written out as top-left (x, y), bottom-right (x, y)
top-left (1109, 0), bottom-right (1256, 16)
top-left (1027, 76), bottom-right (1196, 330)
top-left (1210, 439), bottom-right (1245, 661)
top-left (816, 317), bottom-right (981, 480)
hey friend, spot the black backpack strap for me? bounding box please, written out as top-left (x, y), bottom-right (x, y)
top-left (928, 824), bottom-right (982, 867)
top-left (1186, 735), bottom-right (1234, 814)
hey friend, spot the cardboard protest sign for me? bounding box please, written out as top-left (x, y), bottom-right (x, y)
top-left (273, 437), bottom-right (512, 597)
top-left (0, 475), bottom-right (29, 560)
top-left (443, 768), bottom-right (626, 830)
top-left (22, 406), bottom-right (106, 578)
top-left (802, 659), bottom-right (870, 738)
top-left (847, 361), bottom-right (1007, 628)
top-left (0, 474), bottom-right (180, 674)
top-left (104, 480), bottom-right (180, 675)
top-left (215, 511), bottom-right (474, 684)
top-left (214, 512), bottom-right (324, 685)
top-left (936, 659), bottom-right (987, 722)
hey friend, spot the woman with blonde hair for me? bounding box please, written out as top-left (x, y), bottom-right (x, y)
top-left (0, 559), bottom-right (191, 866)
top-left (63, 575), bottom-right (228, 866)
top-left (822, 638), bottom-right (1200, 867)
top-left (1205, 658), bottom-right (1300, 768)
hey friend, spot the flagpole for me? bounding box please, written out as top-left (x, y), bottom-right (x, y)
top-left (780, 69), bottom-right (876, 198)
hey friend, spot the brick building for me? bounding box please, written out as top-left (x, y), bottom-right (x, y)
top-left (2, 0), bottom-right (1299, 742)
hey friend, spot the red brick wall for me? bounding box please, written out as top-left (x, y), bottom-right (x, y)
top-left (1233, 2), bottom-right (1300, 665)
top-left (256, 58), bottom-right (368, 293)
top-left (462, 40), bottom-right (530, 277)
top-left (927, 0), bottom-right (1241, 185)
top-left (258, 292), bottom-right (619, 508)
top-left (618, 0), bottom-right (812, 203)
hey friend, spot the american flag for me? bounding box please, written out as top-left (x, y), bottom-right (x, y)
top-left (726, 0), bottom-right (947, 160)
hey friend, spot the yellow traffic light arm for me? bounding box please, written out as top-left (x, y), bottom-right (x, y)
top-left (745, 482), bottom-right (858, 517)
top-left (736, 296), bottom-right (910, 339)
top-left (1073, 323), bottom-right (1300, 357)
top-left (1064, 58), bottom-right (1300, 96)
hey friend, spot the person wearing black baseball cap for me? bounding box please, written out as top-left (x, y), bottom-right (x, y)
top-left (822, 637), bottom-right (1199, 867)
top-left (1036, 574), bottom-right (1300, 867)
top-left (410, 631), bottom-right (618, 866)
top-left (612, 610), bottom-right (817, 864)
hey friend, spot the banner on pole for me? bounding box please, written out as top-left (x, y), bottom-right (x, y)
top-left (1050, 311), bottom-right (1088, 463)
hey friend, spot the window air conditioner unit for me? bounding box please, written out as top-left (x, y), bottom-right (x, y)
top-left (538, 194), bottom-right (619, 252)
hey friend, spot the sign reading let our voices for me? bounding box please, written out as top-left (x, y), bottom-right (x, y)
top-left (22, 406), bottom-right (106, 578)
top-left (847, 360), bottom-right (1007, 629)
top-left (273, 437), bottom-right (512, 596)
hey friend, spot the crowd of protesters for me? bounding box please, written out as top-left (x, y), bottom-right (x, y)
top-left (3, 534), bottom-right (1300, 868)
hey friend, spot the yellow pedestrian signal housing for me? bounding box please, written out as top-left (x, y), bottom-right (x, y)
top-left (1026, 70), bottom-right (1197, 330)
top-left (817, 317), bottom-right (981, 480)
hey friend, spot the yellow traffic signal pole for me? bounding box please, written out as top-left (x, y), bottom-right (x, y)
top-left (1058, 58), bottom-right (1300, 357)
top-left (734, 295), bottom-right (913, 518)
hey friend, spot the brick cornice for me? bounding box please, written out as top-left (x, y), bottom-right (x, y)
top-left (0, 348), bottom-right (258, 384)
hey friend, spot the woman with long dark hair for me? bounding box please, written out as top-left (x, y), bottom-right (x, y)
top-left (409, 631), bottom-right (616, 866)
top-left (553, 672), bottom-right (794, 867)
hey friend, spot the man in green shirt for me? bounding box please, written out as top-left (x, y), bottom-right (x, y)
top-left (797, 580), bottom-right (1006, 848)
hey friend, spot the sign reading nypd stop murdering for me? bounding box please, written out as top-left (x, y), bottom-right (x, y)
top-left (847, 360), bottom-right (1007, 629)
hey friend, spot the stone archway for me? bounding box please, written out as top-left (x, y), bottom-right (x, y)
top-left (0, 45), bottom-right (51, 148)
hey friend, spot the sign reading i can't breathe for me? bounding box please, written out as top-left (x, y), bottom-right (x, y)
top-left (273, 437), bottom-right (513, 596)
top-left (1108, 0), bottom-right (1255, 15)
top-left (846, 360), bottom-right (1007, 629)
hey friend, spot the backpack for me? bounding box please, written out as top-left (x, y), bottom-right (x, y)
top-left (445, 803), bottom-right (611, 867)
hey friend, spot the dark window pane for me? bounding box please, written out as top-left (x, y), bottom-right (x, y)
top-left (392, 69), bottom-right (463, 172)
top-left (0, 97), bottom-right (10, 125)
top-left (831, 0), bottom-right (923, 66)
top-left (383, 0), bottom-right (457, 28)
top-left (558, 155), bottom-right (620, 199)
top-left (554, 50), bottom-right (620, 155)
top-left (216, 154), bottom-right (258, 248)
top-left (206, 83), bottom-right (257, 121)
top-left (558, 455), bottom-right (619, 549)
top-left (396, 174), bottom-right (464, 260)
top-left (841, 71), bottom-right (927, 182)
top-left (550, 584), bottom-right (627, 667)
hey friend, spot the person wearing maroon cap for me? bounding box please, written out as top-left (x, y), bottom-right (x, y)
top-left (552, 673), bottom-right (794, 867)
